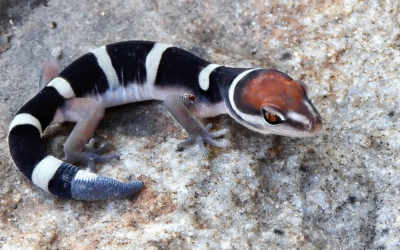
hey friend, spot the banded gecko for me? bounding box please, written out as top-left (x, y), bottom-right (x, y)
top-left (8, 41), bottom-right (322, 201)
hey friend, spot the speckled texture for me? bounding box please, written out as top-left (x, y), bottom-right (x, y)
top-left (1, 0), bottom-right (400, 249)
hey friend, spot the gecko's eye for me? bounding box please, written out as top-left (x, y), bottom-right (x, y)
top-left (262, 108), bottom-right (284, 125)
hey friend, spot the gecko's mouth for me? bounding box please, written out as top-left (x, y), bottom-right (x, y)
top-left (267, 117), bottom-right (323, 137)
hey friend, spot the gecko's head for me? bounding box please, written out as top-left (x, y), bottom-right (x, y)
top-left (227, 69), bottom-right (322, 137)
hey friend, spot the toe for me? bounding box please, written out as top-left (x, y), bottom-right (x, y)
top-left (207, 128), bottom-right (230, 138)
top-left (196, 138), bottom-right (209, 158)
top-left (177, 137), bottom-right (195, 149)
top-left (204, 137), bottom-right (230, 148)
top-left (203, 123), bottom-right (213, 132)
top-left (92, 142), bottom-right (113, 155)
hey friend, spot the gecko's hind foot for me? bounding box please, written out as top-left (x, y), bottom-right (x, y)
top-left (65, 138), bottom-right (120, 173)
top-left (84, 138), bottom-right (120, 172)
top-left (177, 123), bottom-right (230, 158)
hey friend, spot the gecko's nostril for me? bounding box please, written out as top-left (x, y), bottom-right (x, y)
top-left (305, 116), bottom-right (323, 135)
top-left (311, 117), bottom-right (323, 133)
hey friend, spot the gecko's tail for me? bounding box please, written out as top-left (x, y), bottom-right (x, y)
top-left (8, 84), bottom-right (143, 201)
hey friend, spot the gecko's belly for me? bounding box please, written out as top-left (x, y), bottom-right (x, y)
top-left (91, 83), bottom-right (152, 108)
top-left (84, 82), bottom-right (190, 108)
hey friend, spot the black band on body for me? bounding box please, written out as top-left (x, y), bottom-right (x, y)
top-left (210, 66), bottom-right (249, 105)
top-left (106, 41), bottom-right (155, 86)
top-left (17, 87), bottom-right (64, 129)
top-left (154, 46), bottom-right (229, 104)
top-left (59, 53), bottom-right (109, 97)
top-left (155, 47), bottom-right (209, 88)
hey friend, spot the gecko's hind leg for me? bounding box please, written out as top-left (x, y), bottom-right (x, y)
top-left (39, 60), bottom-right (62, 91)
top-left (55, 98), bottom-right (119, 172)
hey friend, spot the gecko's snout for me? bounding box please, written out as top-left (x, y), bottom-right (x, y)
top-left (306, 115), bottom-right (323, 135)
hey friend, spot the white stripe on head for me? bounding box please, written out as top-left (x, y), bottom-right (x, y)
top-left (303, 100), bottom-right (318, 118)
top-left (31, 155), bottom-right (63, 192)
top-left (91, 46), bottom-right (120, 90)
top-left (228, 69), bottom-right (264, 126)
top-left (145, 43), bottom-right (172, 85)
top-left (47, 77), bottom-right (76, 99)
top-left (287, 111), bottom-right (310, 125)
top-left (199, 64), bottom-right (220, 91)
top-left (9, 113), bottom-right (43, 136)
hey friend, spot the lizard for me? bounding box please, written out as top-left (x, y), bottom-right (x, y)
top-left (8, 41), bottom-right (322, 201)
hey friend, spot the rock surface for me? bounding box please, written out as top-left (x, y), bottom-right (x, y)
top-left (1, 0), bottom-right (400, 249)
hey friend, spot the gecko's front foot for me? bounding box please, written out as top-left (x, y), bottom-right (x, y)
top-left (65, 138), bottom-right (120, 172)
top-left (178, 123), bottom-right (230, 158)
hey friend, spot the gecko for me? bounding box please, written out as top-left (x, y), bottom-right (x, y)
top-left (8, 41), bottom-right (322, 201)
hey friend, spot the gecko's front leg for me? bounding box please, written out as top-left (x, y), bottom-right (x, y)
top-left (164, 95), bottom-right (230, 158)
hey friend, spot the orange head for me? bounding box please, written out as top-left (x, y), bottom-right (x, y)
top-left (226, 69), bottom-right (322, 137)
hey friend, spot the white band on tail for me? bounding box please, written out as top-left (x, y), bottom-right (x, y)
top-left (9, 113), bottom-right (43, 136)
top-left (31, 155), bottom-right (63, 192)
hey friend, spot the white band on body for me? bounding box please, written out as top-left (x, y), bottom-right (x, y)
top-left (145, 43), bottom-right (172, 85)
top-left (91, 46), bottom-right (120, 90)
top-left (47, 77), bottom-right (76, 99)
top-left (199, 64), bottom-right (220, 91)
